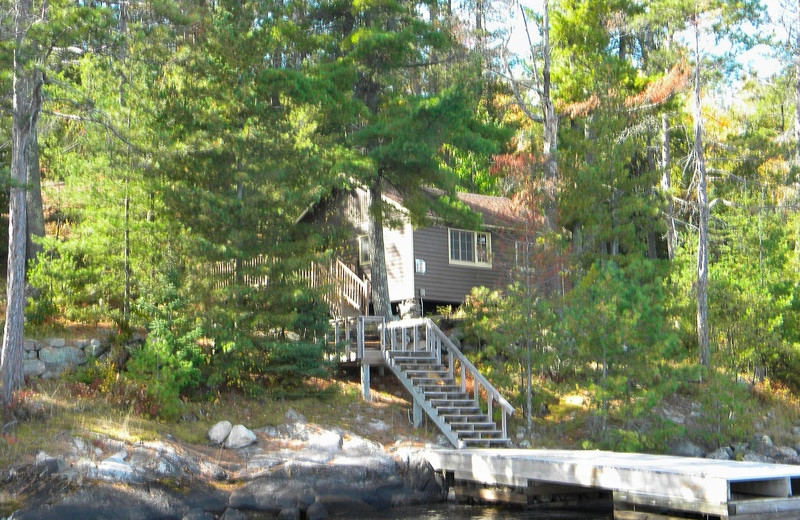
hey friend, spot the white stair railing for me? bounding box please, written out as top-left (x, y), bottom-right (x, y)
top-left (383, 318), bottom-right (514, 443)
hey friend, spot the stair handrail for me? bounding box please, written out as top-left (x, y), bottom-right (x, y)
top-left (384, 318), bottom-right (514, 441)
top-left (334, 259), bottom-right (370, 315)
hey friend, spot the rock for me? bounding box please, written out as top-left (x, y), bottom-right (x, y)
top-left (88, 339), bottom-right (105, 357)
top-left (307, 430), bottom-right (342, 452)
top-left (776, 446), bottom-right (798, 460)
top-left (208, 421), bottom-right (232, 445)
top-left (285, 408), bottom-right (306, 423)
top-left (73, 339), bottom-right (89, 348)
top-left (751, 434), bottom-right (774, 449)
top-left (23, 349), bottom-right (37, 360)
top-left (23, 339), bottom-right (40, 351)
top-left (706, 447), bottom-right (733, 460)
top-left (224, 424), bottom-right (257, 449)
top-left (23, 359), bottom-right (46, 378)
top-left (39, 346), bottom-right (86, 366)
top-left (306, 501), bottom-right (328, 520)
top-left (277, 506), bottom-right (301, 520)
top-left (183, 509), bottom-right (215, 520)
top-left (342, 436), bottom-right (384, 457)
top-left (743, 452), bottom-right (774, 463)
top-left (48, 337), bottom-right (67, 348)
top-left (792, 426), bottom-right (800, 437)
top-left (220, 508), bottom-right (247, 520)
top-left (519, 439), bottom-right (532, 449)
top-left (669, 440), bottom-right (705, 458)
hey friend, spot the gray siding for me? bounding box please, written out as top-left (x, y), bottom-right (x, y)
top-left (413, 226), bottom-right (514, 304)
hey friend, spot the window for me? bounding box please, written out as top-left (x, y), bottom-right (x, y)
top-left (358, 235), bottom-right (371, 265)
top-left (448, 229), bottom-right (491, 267)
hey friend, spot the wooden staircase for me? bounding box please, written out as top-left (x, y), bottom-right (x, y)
top-left (329, 316), bottom-right (514, 449)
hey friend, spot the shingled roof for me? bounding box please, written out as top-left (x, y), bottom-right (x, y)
top-left (383, 186), bottom-right (522, 228)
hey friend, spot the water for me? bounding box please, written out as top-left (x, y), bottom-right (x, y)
top-left (330, 503), bottom-right (613, 519)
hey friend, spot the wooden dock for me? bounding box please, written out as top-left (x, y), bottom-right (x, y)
top-left (426, 448), bottom-right (800, 519)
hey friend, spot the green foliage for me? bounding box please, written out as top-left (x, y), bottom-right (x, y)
top-left (126, 274), bottom-right (204, 418)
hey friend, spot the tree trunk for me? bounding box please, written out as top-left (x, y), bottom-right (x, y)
top-left (795, 0), bottom-right (800, 166)
top-left (25, 125), bottom-right (45, 264)
top-left (661, 113), bottom-right (677, 260)
top-left (693, 22), bottom-right (710, 368)
top-left (368, 181), bottom-right (392, 317)
top-left (2, 0), bottom-right (42, 407)
top-left (541, 0), bottom-right (558, 233)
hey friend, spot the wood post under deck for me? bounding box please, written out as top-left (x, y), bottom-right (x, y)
top-left (427, 448), bottom-right (800, 519)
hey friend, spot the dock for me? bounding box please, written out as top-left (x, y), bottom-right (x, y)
top-left (426, 448), bottom-right (800, 519)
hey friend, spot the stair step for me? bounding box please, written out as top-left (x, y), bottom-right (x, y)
top-left (448, 421), bottom-right (498, 431)
top-left (461, 438), bottom-right (510, 448)
top-left (440, 413), bottom-right (490, 422)
top-left (436, 406), bottom-right (482, 415)
top-left (452, 429), bottom-right (505, 439)
top-left (429, 398), bottom-right (477, 407)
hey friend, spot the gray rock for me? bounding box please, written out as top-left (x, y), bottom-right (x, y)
top-left (182, 509), bottom-right (215, 520)
top-left (278, 507), bottom-right (301, 520)
top-left (220, 508), bottom-right (247, 520)
top-left (306, 501), bottom-right (328, 520)
top-left (23, 349), bottom-right (37, 360)
top-left (669, 439), bottom-right (705, 458)
top-left (777, 446), bottom-right (798, 460)
top-left (792, 426), bottom-right (800, 437)
top-left (23, 359), bottom-right (46, 377)
top-left (73, 339), bottom-right (89, 348)
top-left (208, 421), bottom-right (232, 445)
top-left (706, 447), bottom-right (733, 460)
top-left (88, 339), bottom-right (105, 357)
top-left (48, 337), bottom-right (67, 348)
top-left (519, 439), bottom-right (532, 449)
top-left (39, 346), bottom-right (86, 366)
top-left (286, 408), bottom-right (306, 423)
top-left (342, 436), bottom-right (384, 457)
top-left (23, 339), bottom-right (40, 351)
top-left (225, 424), bottom-right (257, 449)
top-left (751, 434), bottom-right (774, 449)
top-left (307, 430), bottom-right (342, 452)
top-left (743, 452), bottom-right (774, 463)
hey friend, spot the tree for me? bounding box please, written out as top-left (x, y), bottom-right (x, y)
top-left (2, 0), bottom-right (42, 407)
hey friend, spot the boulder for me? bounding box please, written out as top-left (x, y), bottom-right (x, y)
top-left (23, 339), bottom-right (40, 351)
top-left (285, 408), bottom-right (306, 424)
top-left (224, 424), bottom-right (257, 449)
top-left (23, 359), bottom-right (46, 378)
top-left (220, 508), bottom-right (247, 520)
top-left (743, 452), bottom-right (774, 463)
top-left (306, 501), bottom-right (328, 520)
top-left (23, 349), bottom-right (37, 360)
top-left (669, 439), bottom-right (705, 458)
top-left (208, 421), bottom-right (232, 445)
top-left (88, 339), bottom-right (105, 357)
top-left (706, 447), bottom-right (733, 460)
top-left (277, 507), bottom-right (301, 520)
top-left (39, 346), bottom-right (86, 366)
top-left (47, 337), bottom-right (67, 348)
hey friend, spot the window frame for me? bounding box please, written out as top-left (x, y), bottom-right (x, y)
top-left (447, 228), bottom-right (492, 268)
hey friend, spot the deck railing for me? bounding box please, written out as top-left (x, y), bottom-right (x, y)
top-left (383, 318), bottom-right (514, 441)
top-left (214, 256), bottom-right (370, 317)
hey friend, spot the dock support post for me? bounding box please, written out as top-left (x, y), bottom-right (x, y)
top-left (361, 363), bottom-right (371, 402)
top-left (412, 400), bottom-right (423, 428)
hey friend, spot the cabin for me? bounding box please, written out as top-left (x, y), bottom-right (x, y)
top-left (301, 186), bottom-right (522, 316)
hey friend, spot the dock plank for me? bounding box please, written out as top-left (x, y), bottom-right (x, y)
top-left (427, 448), bottom-right (800, 518)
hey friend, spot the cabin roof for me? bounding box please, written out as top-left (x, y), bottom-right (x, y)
top-left (383, 187), bottom-right (522, 228)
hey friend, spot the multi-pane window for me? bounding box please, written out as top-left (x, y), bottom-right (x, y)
top-left (448, 229), bottom-right (491, 267)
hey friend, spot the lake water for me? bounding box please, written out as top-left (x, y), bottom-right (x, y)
top-left (331, 503), bottom-right (613, 519)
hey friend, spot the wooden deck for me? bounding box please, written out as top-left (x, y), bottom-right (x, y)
top-left (426, 448), bottom-right (800, 519)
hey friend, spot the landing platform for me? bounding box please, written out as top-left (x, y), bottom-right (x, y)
top-left (427, 448), bottom-right (800, 519)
